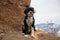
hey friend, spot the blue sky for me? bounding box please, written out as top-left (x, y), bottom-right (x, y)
top-left (30, 0), bottom-right (60, 25)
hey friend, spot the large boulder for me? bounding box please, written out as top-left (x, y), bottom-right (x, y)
top-left (0, 0), bottom-right (31, 33)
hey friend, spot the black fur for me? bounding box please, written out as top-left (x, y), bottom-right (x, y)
top-left (22, 7), bottom-right (36, 35)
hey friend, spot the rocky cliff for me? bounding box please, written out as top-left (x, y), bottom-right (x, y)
top-left (0, 0), bottom-right (31, 33)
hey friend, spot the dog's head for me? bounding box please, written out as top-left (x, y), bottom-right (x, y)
top-left (24, 7), bottom-right (35, 17)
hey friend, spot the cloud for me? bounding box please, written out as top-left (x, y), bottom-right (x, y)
top-left (30, 0), bottom-right (60, 25)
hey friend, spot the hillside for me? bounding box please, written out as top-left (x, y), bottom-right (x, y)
top-left (36, 30), bottom-right (60, 40)
top-left (0, 30), bottom-right (60, 40)
top-left (35, 23), bottom-right (60, 34)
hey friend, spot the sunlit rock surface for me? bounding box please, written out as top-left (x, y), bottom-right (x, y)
top-left (0, 0), bottom-right (31, 33)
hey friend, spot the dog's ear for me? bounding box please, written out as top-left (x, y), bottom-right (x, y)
top-left (24, 7), bottom-right (29, 15)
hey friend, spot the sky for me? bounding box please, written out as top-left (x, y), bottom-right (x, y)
top-left (30, 0), bottom-right (60, 25)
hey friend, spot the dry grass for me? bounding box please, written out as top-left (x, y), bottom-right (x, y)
top-left (35, 30), bottom-right (60, 40)
top-left (0, 30), bottom-right (60, 40)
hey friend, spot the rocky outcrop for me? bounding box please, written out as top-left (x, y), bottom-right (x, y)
top-left (0, 0), bottom-right (31, 33)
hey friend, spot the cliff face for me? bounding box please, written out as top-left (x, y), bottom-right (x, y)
top-left (0, 0), bottom-right (31, 33)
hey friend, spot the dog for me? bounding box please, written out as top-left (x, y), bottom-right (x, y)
top-left (22, 7), bottom-right (36, 37)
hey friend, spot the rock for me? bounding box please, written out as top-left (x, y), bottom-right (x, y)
top-left (0, 0), bottom-right (31, 33)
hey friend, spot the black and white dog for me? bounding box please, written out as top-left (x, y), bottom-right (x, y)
top-left (22, 7), bottom-right (36, 37)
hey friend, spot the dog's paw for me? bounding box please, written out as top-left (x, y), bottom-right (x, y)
top-left (24, 35), bottom-right (29, 37)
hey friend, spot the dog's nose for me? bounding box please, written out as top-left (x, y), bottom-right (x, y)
top-left (30, 12), bottom-right (32, 13)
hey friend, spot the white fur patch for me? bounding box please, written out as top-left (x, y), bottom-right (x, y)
top-left (28, 11), bottom-right (33, 14)
top-left (31, 27), bottom-right (35, 37)
top-left (24, 35), bottom-right (29, 37)
top-left (26, 17), bottom-right (33, 27)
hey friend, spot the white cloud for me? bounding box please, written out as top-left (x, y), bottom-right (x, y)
top-left (30, 0), bottom-right (60, 25)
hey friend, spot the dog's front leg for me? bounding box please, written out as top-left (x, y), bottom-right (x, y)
top-left (31, 27), bottom-right (35, 37)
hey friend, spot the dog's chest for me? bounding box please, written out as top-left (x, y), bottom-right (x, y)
top-left (26, 17), bottom-right (33, 26)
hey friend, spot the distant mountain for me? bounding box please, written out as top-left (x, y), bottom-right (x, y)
top-left (35, 23), bottom-right (60, 35)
